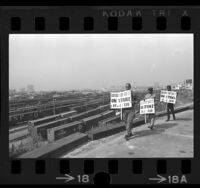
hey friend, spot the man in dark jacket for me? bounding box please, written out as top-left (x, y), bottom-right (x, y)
top-left (122, 83), bottom-right (139, 140)
top-left (144, 87), bottom-right (156, 130)
top-left (166, 85), bottom-right (176, 121)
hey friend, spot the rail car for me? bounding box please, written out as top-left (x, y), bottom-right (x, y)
top-left (10, 94), bottom-right (100, 111)
top-left (28, 110), bottom-right (77, 128)
top-left (9, 101), bottom-right (68, 116)
top-left (9, 96), bottom-right (102, 116)
top-left (9, 109), bottom-right (52, 127)
top-left (68, 112), bottom-right (88, 122)
top-left (48, 104), bottom-right (110, 128)
top-left (69, 104), bottom-right (110, 122)
top-left (9, 110), bottom-right (39, 127)
top-left (13, 107), bottom-right (115, 142)
top-left (47, 121), bottom-right (83, 142)
top-left (28, 115), bottom-right (61, 128)
top-left (9, 93), bottom-right (106, 110)
top-left (9, 104), bottom-right (76, 127)
top-left (9, 110), bottom-right (116, 143)
top-left (71, 101), bottom-right (103, 113)
top-left (9, 98), bottom-right (51, 110)
top-left (9, 97), bottom-right (110, 127)
top-left (46, 110), bottom-right (116, 141)
top-left (81, 114), bottom-right (103, 132)
top-left (34, 116), bottom-right (72, 138)
top-left (100, 110), bottom-right (115, 120)
top-left (60, 110), bottom-right (77, 118)
top-left (98, 114), bottom-right (121, 126)
top-left (31, 110), bottom-right (79, 138)
top-left (98, 104), bottom-right (110, 111)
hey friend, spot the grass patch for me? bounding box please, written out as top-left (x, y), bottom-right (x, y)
top-left (9, 133), bottom-right (47, 158)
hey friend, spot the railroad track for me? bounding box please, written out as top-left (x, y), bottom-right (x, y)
top-left (9, 98), bottom-right (110, 127)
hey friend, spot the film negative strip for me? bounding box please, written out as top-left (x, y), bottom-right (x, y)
top-left (0, 5), bottom-right (199, 185)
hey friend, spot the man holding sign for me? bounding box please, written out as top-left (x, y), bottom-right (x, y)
top-left (122, 83), bottom-right (139, 140)
top-left (142, 87), bottom-right (157, 130)
top-left (165, 85), bottom-right (176, 121)
top-left (160, 85), bottom-right (177, 121)
top-left (110, 83), bottom-right (139, 140)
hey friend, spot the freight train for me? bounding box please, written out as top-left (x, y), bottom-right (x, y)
top-left (28, 104), bottom-right (112, 139)
top-left (47, 110), bottom-right (116, 142)
top-left (9, 97), bottom-right (110, 127)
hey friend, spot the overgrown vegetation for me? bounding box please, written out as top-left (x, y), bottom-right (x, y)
top-left (9, 133), bottom-right (46, 158)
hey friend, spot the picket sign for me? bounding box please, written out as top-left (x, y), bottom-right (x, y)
top-left (110, 90), bottom-right (132, 121)
top-left (110, 90), bottom-right (132, 109)
top-left (160, 90), bottom-right (177, 104)
top-left (140, 98), bottom-right (155, 115)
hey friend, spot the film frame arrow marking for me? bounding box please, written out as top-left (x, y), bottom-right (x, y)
top-left (56, 174), bottom-right (75, 183)
top-left (149, 174), bottom-right (167, 183)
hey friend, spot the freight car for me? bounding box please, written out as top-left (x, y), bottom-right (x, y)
top-left (47, 121), bottom-right (83, 142)
top-left (9, 110), bottom-right (39, 127)
top-left (9, 95), bottom-right (100, 115)
top-left (9, 97), bottom-right (106, 127)
top-left (100, 110), bottom-right (115, 120)
top-left (32, 113), bottom-right (76, 139)
top-left (81, 114), bottom-right (103, 132)
top-left (71, 101), bottom-right (105, 113)
top-left (9, 103), bottom-right (76, 127)
top-left (46, 110), bottom-right (116, 141)
top-left (68, 104), bottom-right (110, 122)
top-left (10, 109), bottom-right (116, 143)
top-left (28, 110), bottom-right (77, 128)
top-left (9, 108), bottom-right (53, 127)
top-left (69, 112), bottom-right (88, 122)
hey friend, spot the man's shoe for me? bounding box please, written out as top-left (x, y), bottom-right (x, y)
top-left (129, 132), bottom-right (134, 137)
top-left (148, 125), bottom-right (154, 130)
top-left (124, 134), bottom-right (129, 141)
top-left (124, 133), bottom-right (133, 141)
top-left (166, 119), bottom-right (170, 122)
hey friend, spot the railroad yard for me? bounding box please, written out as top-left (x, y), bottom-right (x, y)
top-left (9, 89), bottom-right (193, 158)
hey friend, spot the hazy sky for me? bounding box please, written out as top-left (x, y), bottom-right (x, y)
top-left (9, 34), bottom-right (193, 91)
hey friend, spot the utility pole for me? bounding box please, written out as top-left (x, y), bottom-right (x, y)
top-left (53, 98), bottom-right (56, 115)
top-left (103, 92), bottom-right (105, 105)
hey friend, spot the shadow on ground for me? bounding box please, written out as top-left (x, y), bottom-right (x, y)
top-left (174, 117), bottom-right (192, 121)
top-left (129, 123), bottom-right (178, 140)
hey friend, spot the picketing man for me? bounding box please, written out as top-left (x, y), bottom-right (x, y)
top-left (144, 87), bottom-right (157, 130)
top-left (166, 85), bottom-right (176, 121)
top-left (122, 83), bottom-right (139, 141)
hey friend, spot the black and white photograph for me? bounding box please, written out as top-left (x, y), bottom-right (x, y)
top-left (9, 34), bottom-right (193, 158)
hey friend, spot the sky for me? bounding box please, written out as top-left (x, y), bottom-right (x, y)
top-left (9, 34), bottom-right (193, 91)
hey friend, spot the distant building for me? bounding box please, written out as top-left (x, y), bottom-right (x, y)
top-left (184, 79), bottom-right (193, 90)
top-left (172, 82), bottom-right (182, 90)
top-left (172, 80), bottom-right (193, 90)
top-left (177, 82), bottom-right (184, 88)
top-left (172, 85), bottom-right (180, 90)
top-left (27, 85), bottom-right (34, 93)
top-left (53, 94), bottom-right (60, 98)
top-left (9, 89), bottom-right (17, 96)
top-left (29, 96), bottom-right (34, 99)
top-left (20, 88), bottom-right (26, 93)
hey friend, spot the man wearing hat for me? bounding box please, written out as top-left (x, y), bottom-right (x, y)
top-left (144, 87), bottom-right (157, 130)
top-left (122, 83), bottom-right (139, 140)
top-left (166, 85), bottom-right (176, 121)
